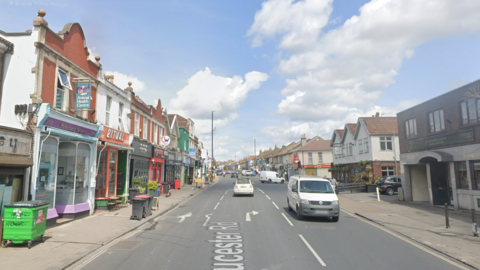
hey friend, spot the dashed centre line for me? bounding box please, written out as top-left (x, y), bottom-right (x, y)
top-left (214, 202), bottom-right (220, 210)
top-left (299, 234), bottom-right (326, 267)
top-left (220, 195), bottom-right (224, 201)
top-left (265, 195), bottom-right (271, 200)
top-left (281, 213), bottom-right (294, 226)
top-left (272, 201), bottom-right (279, 209)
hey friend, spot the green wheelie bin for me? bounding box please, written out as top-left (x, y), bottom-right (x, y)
top-left (2, 201), bottom-right (49, 249)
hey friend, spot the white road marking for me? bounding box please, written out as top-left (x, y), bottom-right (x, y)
top-left (342, 209), bottom-right (469, 270)
top-left (203, 213), bottom-right (213, 226)
top-left (246, 211), bottom-right (259, 221)
top-left (272, 201), bottom-right (279, 209)
top-left (224, 191), bottom-right (228, 195)
top-left (299, 234), bottom-right (326, 267)
top-left (258, 189), bottom-right (265, 194)
top-left (220, 195), bottom-right (224, 201)
top-left (214, 202), bottom-right (220, 210)
top-left (177, 212), bottom-right (192, 223)
top-left (281, 213), bottom-right (294, 226)
top-left (265, 195), bottom-right (271, 200)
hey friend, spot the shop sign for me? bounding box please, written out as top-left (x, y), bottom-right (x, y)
top-left (304, 165), bottom-right (316, 169)
top-left (75, 83), bottom-right (91, 109)
top-left (43, 117), bottom-right (97, 137)
top-left (189, 147), bottom-right (196, 158)
top-left (160, 136), bottom-right (171, 146)
top-left (131, 138), bottom-right (152, 158)
top-left (153, 148), bottom-right (167, 159)
top-left (0, 128), bottom-right (32, 157)
top-left (317, 164), bottom-right (331, 168)
top-left (99, 126), bottom-right (129, 146)
top-left (166, 159), bottom-right (181, 165)
top-left (409, 129), bottom-right (475, 151)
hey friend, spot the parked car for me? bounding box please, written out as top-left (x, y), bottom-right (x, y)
top-left (259, 171), bottom-right (285, 184)
top-left (287, 175), bottom-right (340, 222)
top-left (245, 170), bottom-right (253, 176)
top-left (242, 170), bottom-right (247, 175)
top-left (233, 178), bottom-right (254, 197)
top-left (216, 170), bottom-right (223, 176)
top-left (377, 175), bottom-right (402, 195)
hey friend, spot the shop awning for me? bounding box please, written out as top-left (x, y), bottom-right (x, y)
top-left (102, 141), bottom-right (134, 151)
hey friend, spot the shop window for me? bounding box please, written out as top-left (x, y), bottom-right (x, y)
top-left (428, 109), bottom-right (445, 133)
top-left (0, 173), bottom-right (24, 217)
top-left (382, 166), bottom-right (395, 176)
top-left (135, 113), bottom-right (140, 136)
top-left (96, 149), bottom-right (108, 198)
top-left (56, 142), bottom-right (77, 206)
top-left (455, 161), bottom-right (468, 189)
top-left (118, 103), bottom-right (124, 131)
top-left (37, 136), bottom-right (58, 209)
top-left (471, 161), bottom-right (480, 190)
top-left (56, 69), bottom-right (71, 110)
top-left (380, 137), bottom-right (392, 150)
top-left (75, 143), bottom-right (90, 204)
top-left (106, 96), bottom-right (112, 126)
top-left (108, 149), bottom-right (117, 197)
top-left (405, 118), bottom-right (417, 139)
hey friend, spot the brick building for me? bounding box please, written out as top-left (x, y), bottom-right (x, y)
top-left (398, 78), bottom-right (480, 210)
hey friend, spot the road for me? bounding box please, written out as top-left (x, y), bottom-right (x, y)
top-left (75, 176), bottom-right (467, 270)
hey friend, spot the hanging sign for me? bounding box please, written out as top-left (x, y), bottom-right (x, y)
top-left (75, 83), bottom-right (91, 109)
top-left (160, 136), bottom-right (171, 146)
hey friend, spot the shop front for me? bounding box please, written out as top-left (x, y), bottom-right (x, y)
top-left (183, 155), bottom-right (190, 185)
top-left (165, 151), bottom-right (181, 186)
top-left (129, 138), bottom-right (153, 194)
top-left (151, 147), bottom-right (166, 184)
top-left (32, 104), bottom-right (102, 220)
top-left (95, 126), bottom-right (133, 207)
top-left (0, 126), bottom-right (33, 217)
top-left (189, 157), bottom-right (195, 182)
top-left (304, 166), bottom-right (317, 176)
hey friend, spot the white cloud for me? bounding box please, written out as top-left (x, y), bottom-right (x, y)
top-left (169, 67), bottom-right (268, 127)
top-left (103, 71), bottom-right (147, 92)
top-left (247, 0), bottom-right (480, 143)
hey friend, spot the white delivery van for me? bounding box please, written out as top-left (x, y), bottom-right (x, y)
top-left (259, 171), bottom-right (285, 184)
top-left (287, 175), bottom-right (339, 222)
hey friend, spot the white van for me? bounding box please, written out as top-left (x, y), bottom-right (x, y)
top-left (260, 171), bottom-right (285, 184)
top-left (287, 175), bottom-right (339, 222)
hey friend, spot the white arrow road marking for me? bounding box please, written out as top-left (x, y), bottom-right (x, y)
top-left (203, 213), bottom-right (213, 226)
top-left (246, 210), bottom-right (259, 221)
top-left (299, 234), bottom-right (326, 267)
top-left (281, 213), bottom-right (294, 226)
top-left (177, 212), bottom-right (192, 223)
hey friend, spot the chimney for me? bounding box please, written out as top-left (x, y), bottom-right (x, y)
top-left (301, 133), bottom-right (306, 146)
top-left (375, 112), bottom-right (380, 117)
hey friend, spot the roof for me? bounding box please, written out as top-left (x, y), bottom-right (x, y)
top-left (346, 124), bottom-right (357, 135)
top-left (336, 129), bottom-right (343, 138)
top-left (357, 117), bottom-right (398, 137)
top-left (297, 139), bottom-right (332, 151)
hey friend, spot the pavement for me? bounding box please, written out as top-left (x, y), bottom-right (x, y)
top-left (0, 178), bottom-right (218, 270)
top-left (339, 191), bottom-right (480, 269)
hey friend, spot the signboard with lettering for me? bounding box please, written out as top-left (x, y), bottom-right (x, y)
top-left (43, 117), bottom-right (97, 137)
top-left (75, 83), bottom-right (91, 109)
top-left (189, 148), bottom-right (196, 158)
top-left (131, 138), bottom-right (153, 158)
top-left (160, 136), bottom-right (171, 146)
top-left (153, 147), bottom-right (167, 159)
top-left (409, 129), bottom-right (475, 151)
top-left (99, 127), bottom-right (130, 146)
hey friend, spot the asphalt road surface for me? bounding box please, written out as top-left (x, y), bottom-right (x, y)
top-left (77, 176), bottom-right (467, 270)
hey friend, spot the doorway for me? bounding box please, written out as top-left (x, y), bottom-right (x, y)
top-left (430, 161), bottom-right (450, 205)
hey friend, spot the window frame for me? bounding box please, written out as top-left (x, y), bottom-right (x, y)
top-left (405, 118), bottom-right (417, 139)
top-left (55, 69), bottom-right (72, 111)
top-left (455, 161), bottom-right (469, 190)
top-left (380, 136), bottom-right (393, 151)
top-left (118, 103), bottom-right (124, 131)
top-left (105, 96), bottom-right (112, 126)
top-left (428, 108), bottom-right (445, 133)
top-left (154, 123), bottom-right (158, 144)
top-left (358, 140), bottom-right (363, 154)
top-left (143, 117), bottom-right (148, 140)
top-left (470, 160), bottom-right (480, 190)
top-left (308, 152), bottom-right (313, 164)
top-left (381, 166), bottom-right (395, 177)
top-left (364, 138), bottom-right (369, 153)
top-left (317, 152), bottom-right (323, 164)
top-left (134, 113), bottom-right (140, 136)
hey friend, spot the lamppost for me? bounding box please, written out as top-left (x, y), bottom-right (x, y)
top-left (212, 111), bottom-right (215, 172)
top-left (254, 137), bottom-right (256, 170)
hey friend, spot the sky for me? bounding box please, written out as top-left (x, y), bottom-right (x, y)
top-left (2, 0), bottom-right (480, 162)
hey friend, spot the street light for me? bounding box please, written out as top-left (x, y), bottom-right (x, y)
top-left (212, 111), bottom-right (215, 171)
top-left (254, 137), bottom-right (256, 170)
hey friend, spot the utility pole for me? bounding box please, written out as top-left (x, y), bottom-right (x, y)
top-left (254, 137), bottom-right (256, 170)
top-left (212, 111), bottom-right (214, 170)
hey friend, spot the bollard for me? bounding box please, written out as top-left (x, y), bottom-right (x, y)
top-left (376, 187), bottom-right (381, 202)
top-left (472, 209), bottom-right (478, 237)
top-left (445, 203), bottom-right (450, 229)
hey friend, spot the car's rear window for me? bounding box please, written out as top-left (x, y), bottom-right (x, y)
top-left (237, 179), bottom-right (250, 184)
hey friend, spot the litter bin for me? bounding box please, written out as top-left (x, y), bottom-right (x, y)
top-left (128, 188), bottom-right (140, 204)
top-left (162, 183), bottom-right (170, 197)
top-left (135, 195), bottom-right (152, 216)
top-left (130, 197), bottom-right (146, 220)
top-left (174, 180), bottom-right (181, 190)
top-left (189, 177), bottom-right (193, 185)
top-left (2, 201), bottom-right (49, 249)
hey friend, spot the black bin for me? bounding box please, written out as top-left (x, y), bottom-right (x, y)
top-left (135, 195), bottom-right (152, 216)
top-left (189, 177), bottom-right (193, 184)
top-left (162, 183), bottom-right (170, 196)
top-left (128, 188), bottom-right (140, 204)
top-left (130, 197), bottom-right (146, 220)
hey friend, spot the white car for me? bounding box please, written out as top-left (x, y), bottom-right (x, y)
top-left (245, 170), bottom-right (253, 176)
top-left (233, 178), bottom-right (254, 197)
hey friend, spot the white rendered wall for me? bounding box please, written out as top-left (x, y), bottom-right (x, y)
top-left (355, 124), bottom-right (373, 161)
top-left (96, 79), bottom-right (131, 132)
top-left (370, 136), bottom-right (400, 161)
top-left (411, 164), bottom-right (429, 201)
top-left (0, 30), bottom-right (37, 129)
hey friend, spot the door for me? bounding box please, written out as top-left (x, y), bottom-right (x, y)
top-left (290, 180), bottom-right (299, 207)
top-left (430, 162), bottom-right (449, 205)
